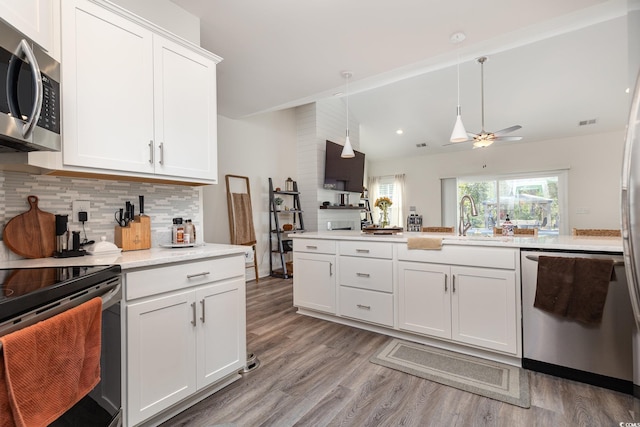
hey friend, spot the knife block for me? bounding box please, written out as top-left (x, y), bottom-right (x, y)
top-left (115, 215), bottom-right (151, 251)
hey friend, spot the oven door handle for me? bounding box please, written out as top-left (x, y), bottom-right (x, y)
top-left (101, 283), bottom-right (122, 309)
top-left (525, 254), bottom-right (624, 266)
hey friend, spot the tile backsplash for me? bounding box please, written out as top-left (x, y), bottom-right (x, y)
top-left (0, 171), bottom-right (202, 260)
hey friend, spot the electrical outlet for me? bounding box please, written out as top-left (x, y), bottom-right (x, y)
top-left (72, 200), bottom-right (90, 222)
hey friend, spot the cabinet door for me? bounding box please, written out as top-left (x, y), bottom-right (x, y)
top-left (0, 0), bottom-right (54, 53)
top-left (293, 252), bottom-right (336, 313)
top-left (126, 290), bottom-right (197, 426)
top-left (61, 0), bottom-right (155, 174)
top-left (451, 266), bottom-right (517, 354)
top-left (153, 35), bottom-right (217, 181)
top-left (195, 278), bottom-right (246, 389)
top-left (398, 261), bottom-right (451, 339)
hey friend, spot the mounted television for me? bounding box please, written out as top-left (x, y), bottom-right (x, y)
top-left (323, 140), bottom-right (365, 193)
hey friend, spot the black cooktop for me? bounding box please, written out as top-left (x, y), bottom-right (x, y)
top-left (0, 265), bottom-right (121, 323)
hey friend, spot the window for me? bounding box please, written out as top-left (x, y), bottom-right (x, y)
top-left (453, 170), bottom-right (567, 235)
top-left (368, 174), bottom-right (405, 227)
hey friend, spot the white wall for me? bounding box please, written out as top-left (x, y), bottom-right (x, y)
top-left (109, 0), bottom-right (200, 44)
top-left (367, 130), bottom-right (625, 232)
top-left (203, 110), bottom-right (297, 280)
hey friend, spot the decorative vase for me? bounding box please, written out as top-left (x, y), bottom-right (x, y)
top-left (381, 207), bottom-right (390, 228)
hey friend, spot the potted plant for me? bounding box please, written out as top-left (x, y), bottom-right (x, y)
top-left (274, 197), bottom-right (284, 211)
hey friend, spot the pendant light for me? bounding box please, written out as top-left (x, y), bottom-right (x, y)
top-left (449, 32), bottom-right (468, 143)
top-left (341, 71), bottom-right (355, 158)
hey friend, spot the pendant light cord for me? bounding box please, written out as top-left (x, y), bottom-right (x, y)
top-left (456, 53), bottom-right (461, 108)
top-left (480, 57), bottom-right (485, 131)
top-left (346, 73), bottom-right (350, 137)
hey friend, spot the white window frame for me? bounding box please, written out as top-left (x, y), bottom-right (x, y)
top-left (443, 169), bottom-right (569, 235)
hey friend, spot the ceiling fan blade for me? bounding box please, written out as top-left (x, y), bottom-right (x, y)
top-left (494, 136), bottom-right (523, 142)
top-left (493, 125), bottom-right (522, 136)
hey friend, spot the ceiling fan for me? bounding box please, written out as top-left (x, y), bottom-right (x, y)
top-left (468, 56), bottom-right (523, 148)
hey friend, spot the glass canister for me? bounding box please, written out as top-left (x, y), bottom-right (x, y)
top-left (172, 218), bottom-right (185, 244)
top-left (184, 219), bottom-right (196, 244)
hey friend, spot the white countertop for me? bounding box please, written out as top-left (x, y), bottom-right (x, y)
top-left (289, 231), bottom-right (623, 253)
top-left (0, 243), bottom-right (248, 271)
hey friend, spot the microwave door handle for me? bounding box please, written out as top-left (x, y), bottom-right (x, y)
top-left (7, 40), bottom-right (43, 139)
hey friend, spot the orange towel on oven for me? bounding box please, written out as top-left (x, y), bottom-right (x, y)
top-left (0, 297), bottom-right (102, 427)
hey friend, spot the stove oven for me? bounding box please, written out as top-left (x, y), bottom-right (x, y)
top-left (0, 265), bottom-right (122, 426)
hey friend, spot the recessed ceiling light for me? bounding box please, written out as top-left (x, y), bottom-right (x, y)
top-left (396, 129), bottom-right (404, 135)
top-left (626, 87), bottom-right (630, 94)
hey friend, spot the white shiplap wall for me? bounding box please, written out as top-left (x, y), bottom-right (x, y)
top-left (296, 98), bottom-right (362, 232)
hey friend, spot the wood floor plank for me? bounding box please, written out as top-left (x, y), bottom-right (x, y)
top-left (161, 277), bottom-right (639, 427)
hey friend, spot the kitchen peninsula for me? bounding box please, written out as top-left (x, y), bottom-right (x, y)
top-left (290, 231), bottom-right (625, 367)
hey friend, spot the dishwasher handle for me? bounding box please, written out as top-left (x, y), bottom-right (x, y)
top-left (525, 254), bottom-right (624, 266)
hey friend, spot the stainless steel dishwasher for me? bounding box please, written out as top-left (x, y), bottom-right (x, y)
top-left (521, 249), bottom-right (634, 393)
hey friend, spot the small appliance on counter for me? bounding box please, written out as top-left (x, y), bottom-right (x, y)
top-left (406, 207), bottom-right (422, 232)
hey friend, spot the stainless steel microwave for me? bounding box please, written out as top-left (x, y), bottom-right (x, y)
top-left (0, 18), bottom-right (60, 153)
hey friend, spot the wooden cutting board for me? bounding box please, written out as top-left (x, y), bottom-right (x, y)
top-left (3, 195), bottom-right (56, 258)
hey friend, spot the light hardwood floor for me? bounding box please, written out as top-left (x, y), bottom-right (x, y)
top-left (162, 276), bottom-right (639, 426)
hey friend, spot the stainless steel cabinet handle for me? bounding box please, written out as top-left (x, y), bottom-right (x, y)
top-left (306, 245), bottom-right (318, 250)
top-left (200, 299), bottom-right (205, 323)
top-left (190, 302), bottom-right (196, 326)
top-left (148, 141), bottom-right (154, 164)
top-left (187, 272), bottom-right (210, 279)
top-left (357, 304), bottom-right (371, 310)
top-left (356, 249), bottom-right (370, 253)
top-left (452, 275), bottom-right (456, 293)
top-left (159, 142), bottom-right (164, 165)
top-left (444, 274), bottom-right (448, 292)
top-left (356, 272), bottom-right (370, 278)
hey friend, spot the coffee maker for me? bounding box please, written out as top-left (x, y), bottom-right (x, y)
top-left (55, 214), bottom-right (68, 253)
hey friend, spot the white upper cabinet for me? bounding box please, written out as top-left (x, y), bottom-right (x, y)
top-left (61, 0), bottom-right (155, 174)
top-left (61, 0), bottom-right (220, 184)
top-left (153, 36), bottom-right (217, 180)
top-left (0, 0), bottom-right (55, 54)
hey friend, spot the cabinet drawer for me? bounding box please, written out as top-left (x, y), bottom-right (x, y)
top-left (339, 286), bottom-right (393, 327)
top-left (397, 244), bottom-right (517, 270)
top-left (294, 239), bottom-right (336, 254)
top-left (126, 255), bottom-right (245, 300)
top-left (339, 241), bottom-right (392, 259)
top-left (339, 257), bottom-right (392, 292)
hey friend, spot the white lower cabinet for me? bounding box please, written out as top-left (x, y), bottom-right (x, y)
top-left (397, 262), bottom-right (451, 339)
top-left (292, 237), bottom-right (521, 359)
top-left (339, 285), bottom-right (394, 327)
top-left (293, 251), bottom-right (336, 314)
top-left (125, 257), bottom-right (245, 426)
top-left (398, 261), bottom-right (517, 354)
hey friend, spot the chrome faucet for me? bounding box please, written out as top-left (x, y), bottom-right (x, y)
top-left (459, 194), bottom-right (478, 236)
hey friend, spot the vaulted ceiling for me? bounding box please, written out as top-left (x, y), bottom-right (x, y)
top-left (172, 0), bottom-right (632, 159)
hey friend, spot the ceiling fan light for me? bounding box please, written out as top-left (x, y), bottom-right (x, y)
top-left (473, 139), bottom-right (493, 149)
top-left (450, 112), bottom-right (468, 143)
top-left (341, 135), bottom-right (355, 158)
